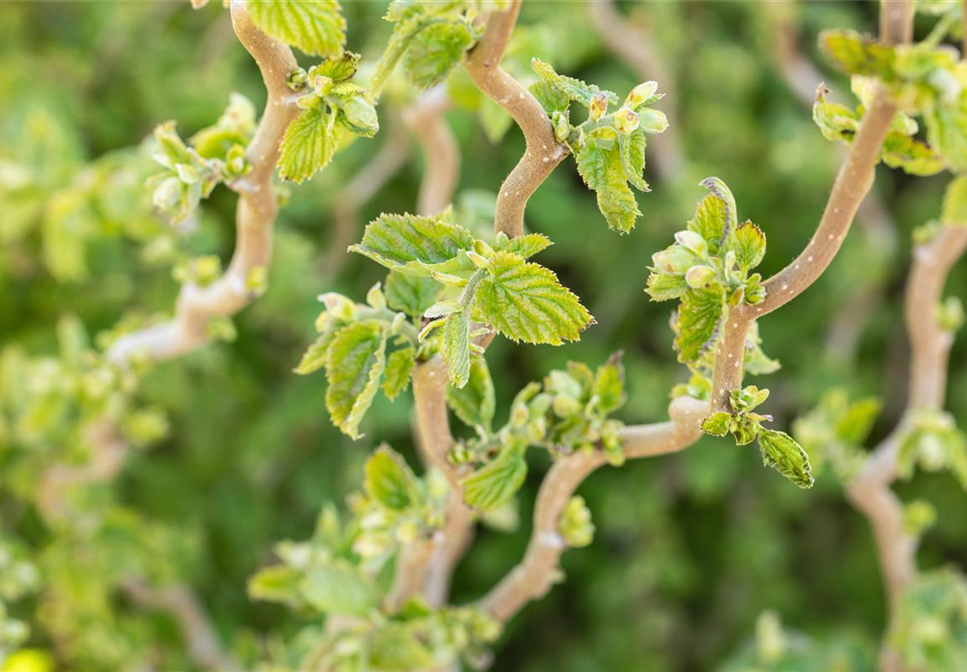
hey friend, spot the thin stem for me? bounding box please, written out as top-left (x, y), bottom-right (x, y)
top-left (464, 0), bottom-right (568, 239)
top-left (107, 0), bottom-right (299, 365)
top-left (477, 396), bottom-right (706, 622)
top-left (121, 579), bottom-right (241, 672)
top-left (587, 0), bottom-right (687, 181)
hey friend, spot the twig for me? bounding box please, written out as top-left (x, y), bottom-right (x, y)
top-left (464, 0), bottom-right (568, 238)
top-left (764, 1), bottom-right (899, 365)
top-left (120, 579), bottom-right (241, 672)
top-left (107, 0), bottom-right (299, 365)
top-left (587, 0), bottom-right (687, 181)
top-left (478, 396), bottom-right (707, 622)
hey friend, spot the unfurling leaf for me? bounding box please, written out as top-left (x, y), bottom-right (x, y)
top-left (819, 29), bottom-right (894, 78)
top-left (701, 412), bottom-right (732, 437)
top-left (364, 445), bottom-right (420, 510)
top-left (462, 447), bottom-right (528, 512)
top-left (446, 358), bottom-right (496, 434)
top-left (675, 286), bottom-right (725, 363)
top-left (493, 232), bottom-right (553, 259)
top-left (473, 251), bottom-right (593, 345)
top-left (385, 271), bottom-right (443, 317)
top-left (757, 429), bottom-right (815, 489)
top-left (325, 322), bottom-right (388, 439)
top-left (303, 560), bottom-right (379, 616)
top-left (441, 309), bottom-right (471, 388)
top-left (592, 354), bottom-right (625, 414)
top-left (729, 221), bottom-right (766, 270)
top-left (574, 143), bottom-right (641, 234)
top-left (247, 0), bottom-right (346, 57)
top-left (350, 212), bottom-right (475, 273)
top-left (404, 21), bottom-right (477, 89)
top-left (278, 106), bottom-right (336, 183)
top-left (294, 331), bottom-right (336, 375)
top-left (383, 347), bottom-right (417, 400)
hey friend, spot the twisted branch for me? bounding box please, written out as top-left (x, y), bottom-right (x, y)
top-left (478, 396), bottom-right (707, 622)
top-left (108, 0), bottom-right (298, 365)
top-left (464, 0), bottom-right (568, 238)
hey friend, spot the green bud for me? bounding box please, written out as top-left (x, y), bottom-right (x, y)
top-left (938, 296), bottom-right (965, 332)
top-left (625, 81), bottom-right (658, 108)
top-left (366, 282), bottom-right (386, 311)
top-left (903, 499), bottom-right (937, 536)
top-left (637, 107), bottom-right (669, 134)
top-left (552, 393), bottom-right (582, 418)
top-left (612, 107), bottom-right (639, 135)
top-left (193, 255), bottom-right (222, 286)
top-left (312, 74), bottom-right (334, 96)
top-left (395, 522), bottom-right (420, 545)
top-left (559, 496), bottom-right (594, 548)
top-left (552, 110), bottom-right (570, 143)
top-left (319, 292), bottom-right (358, 322)
top-left (225, 144), bottom-right (250, 177)
top-left (245, 265), bottom-right (268, 295)
top-left (652, 246), bottom-right (694, 275)
top-left (685, 265), bottom-right (715, 289)
top-left (296, 94), bottom-right (319, 110)
top-left (589, 92), bottom-right (608, 121)
top-left (674, 230), bottom-right (708, 257)
top-left (338, 95), bottom-right (379, 137)
top-left (287, 67), bottom-right (308, 90)
top-left (207, 315), bottom-right (237, 342)
top-left (918, 433), bottom-right (947, 471)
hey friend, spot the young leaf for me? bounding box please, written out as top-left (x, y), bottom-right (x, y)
top-left (248, 565), bottom-right (304, 607)
top-left (247, 0), bottom-right (346, 58)
top-left (618, 127), bottom-right (649, 191)
top-left (530, 58), bottom-right (618, 109)
top-left (473, 251), bottom-right (594, 345)
top-left (302, 559), bottom-right (379, 617)
top-left (364, 445), bottom-right (419, 510)
top-left (441, 309), bottom-right (471, 388)
top-left (675, 286), bottom-right (725, 363)
top-left (729, 221), bottom-right (766, 270)
top-left (350, 212), bottom-right (475, 273)
top-left (701, 412), bottom-right (732, 437)
top-left (383, 347), bottom-right (417, 400)
top-left (688, 189), bottom-right (729, 243)
top-left (819, 29), bottom-right (894, 78)
top-left (646, 271), bottom-right (689, 301)
top-left (367, 624), bottom-right (435, 671)
top-left (278, 106), bottom-right (336, 183)
top-left (574, 143), bottom-right (641, 234)
top-left (493, 232), bottom-right (553, 259)
top-left (325, 322), bottom-right (388, 439)
top-left (295, 331), bottom-right (336, 375)
top-left (758, 429), bottom-right (815, 489)
top-left (385, 271), bottom-right (443, 317)
top-left (446, 357), bottom-right (496, 434)
top-left (404, 21), bottom-right (477, 90)
top-left (462, 447), bottom-right (528, 512)
top-left (942, 176), bottom-right (967, 225)
top-left (592, 355), bottom-right (625, 414)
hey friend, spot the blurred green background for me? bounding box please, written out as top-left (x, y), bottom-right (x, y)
top-left (1, 1), bottom-right (966, 671)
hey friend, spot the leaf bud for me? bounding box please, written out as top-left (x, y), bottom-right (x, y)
top-left (338, 95), bottom-right (379, 137)
top-left (588, 92), bottom-right (608, 121)
top-left (318, 292), bottom-right (358, 322)
top-left (652, 245), bottom-right (694, 275)
top-left (625, 81), bottom-right (658, 108)
top-left (366, 282), bottom-right (386, 311)
top-left (674, 230), bottom-right (708, 257)
top-left (287, 67), bottom-right (308, 91)
top-left (552, 110), bottom-right (570, 143)
top-left (685, 264), bottom-right (715, 289)
top-left (637, 107), bottom-right (669, 134)
top-left (612, 106), bottom-right (640, 135)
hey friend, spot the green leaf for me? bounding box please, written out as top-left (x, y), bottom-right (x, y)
top-left (303, 559), bottom-right (379, 616)
top-left (278, 106), bottom-right (336, 183)
top-left (247, 0), bottom-right (346, 57)
top-left (404, 21), bottom-right (477, 89)
top-left (385, 271), bottom-right (443, 316)
top-left (592, 355), bottom-right (625, 414)
top-left (440, 309), bottom-right (471, 388)
top-left (819, 29), bottom-right (894, 78)
top-left (350, 212), bottom-right (475, 273)
top-left (882, 131), bottom-right (945, 176)
top-left (696, 177), bottom-right (737, 240)
top-left (371, 16), bottom-right (426, 96)
top-left (325, 322), bottom-right (388, 439)
top-left (364, 445), bottom-right (419, 510)
top-left (367, 624), bottom-right (435, 671)
top-left (942, 176), bottom-right (967, 225)
top-left (383, 347), bottom-right (417, 400)
top-left (645, 271), bottom-right (688, 301)
top-left (926, 101), bottom-right (967, 173)
top-left (758, 429), bottom-right (815, 489)
top-left (701, 412), bottom-right (731, 437)
top-left (618, 127), bottom-right (649, 191)
top-left (446, 357), bottom-right (495, 434)
top-left (473, 251), bottom-right (594, 345)
top-left (493, 232), bottom-right (553, 259)
top-left (729, 220), bottom-right (766, 270)
top-left (688, 191), bottom-right (729, 244)
top-left (462, 447), bottom-right (528, 512)
top-left (834, 397), bottom-right (882, 445)
top-left (531, 58), bottom-right (618, 108)
top-left (294, 331), bottom-right (336, 375)
top-left (675, 286), bottom-right (725, 363)
top-left (190, 93), bottom-right (257, 159)
top-left (574, 144), bottom-right (640, 233)
top-left (313, 50), bottom-right (360, 81)
top-left (248, 565), bottom-right (304, 607)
